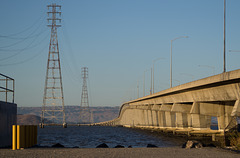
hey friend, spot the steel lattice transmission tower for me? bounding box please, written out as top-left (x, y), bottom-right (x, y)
top-left (79, 67), bottom-right (92, 124)
top-left (40, 3), bottom-right (66, 128)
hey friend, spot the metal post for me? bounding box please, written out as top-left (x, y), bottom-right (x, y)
top-left (150, 68), bottom-right (152, 95)
top-left (223, 0), bottom-right (226, 73)
top-left (170, 40), bottom-right (173, 88)
top-left (170, 36), bottom-right (188, 88)
top-left (5, 78), bottom-right (7, 102)
top-left (13, 79), bottom-right (15, 103)
top-left (137, 80), bottom-right (139, 98)
top-left (152, 58), bottom-right (164, 93)
top-left (153, 62), bottom-right (154, 94)
top-left (143, 71), bottom-right (145, 96)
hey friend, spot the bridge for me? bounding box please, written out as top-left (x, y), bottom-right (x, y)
top-left (95, 69), bottom-right (240, 140)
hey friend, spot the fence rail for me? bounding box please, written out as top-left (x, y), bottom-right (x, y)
top-left (0, 73), bottom-right (14, 103)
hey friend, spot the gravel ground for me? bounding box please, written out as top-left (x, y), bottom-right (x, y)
top-left (1, 147), bottom-right (239, 158)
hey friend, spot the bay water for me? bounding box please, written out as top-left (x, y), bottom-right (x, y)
top-left (38, 126), bottom-right (180, 148)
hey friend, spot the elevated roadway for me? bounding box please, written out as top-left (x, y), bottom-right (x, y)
top-left (95, 69), bottom-right (240, 137)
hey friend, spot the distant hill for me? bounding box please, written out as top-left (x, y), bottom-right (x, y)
top-left (17, 106), bottom-right (120, 124)
top-left (17, 106), bottom-right (219, 125)
top-left (17, 114), bottom-right (41, 125)
top-left (17, 114), bottom-right (52, 125)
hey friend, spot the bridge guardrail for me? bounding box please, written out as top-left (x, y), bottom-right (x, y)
top-left (0, 73), bottom-right (14, 103)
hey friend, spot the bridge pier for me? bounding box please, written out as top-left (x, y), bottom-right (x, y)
top-left (143, 109), bottom-right (149, 126)
top-left (172, 103), bottom-right (192, 128)
top-left (232, 99), bottom-right (240, 116)
top-left (160, 104), bottom-right (175, 128)
top-left (158, 111), bottom-right (166, 127)
top-left (152, 104), bottom-right (160, 126)
top-left (147, 108), bottom-right (153, 126)
top-left (190, 102), bottom-right (211, 130)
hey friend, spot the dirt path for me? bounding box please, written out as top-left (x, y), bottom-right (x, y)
top-left (1, 147), bottom-right (239, 158)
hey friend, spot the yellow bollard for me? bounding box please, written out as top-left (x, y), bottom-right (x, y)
top-left (12, 125), bottom-right (17, 150)
top-left (17, 125), bottom-right (20, 149)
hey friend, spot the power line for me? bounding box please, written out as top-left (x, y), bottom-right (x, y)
top-left (0, 31), bottom-right (49, 61)
top-left (0, 29), bottom-right (47, 40)
top-left (60, 20), bottom-right (82, 80)
top-left (0, 19), bottom-right (46, 49)
top-left (0, 30), bottom-right (49, 52)
top-left (0, 11), bottom-right (46, 37)
top-left (0, 43), bottom-right (48, 66)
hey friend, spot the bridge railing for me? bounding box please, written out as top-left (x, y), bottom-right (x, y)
top-left (0, 73), bottom-right (14, 103)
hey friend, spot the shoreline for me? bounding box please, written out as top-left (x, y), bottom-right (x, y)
top-left (1, 146), bottom-right (239, 158)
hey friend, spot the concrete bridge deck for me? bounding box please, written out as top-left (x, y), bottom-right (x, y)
top-left (95, 69), bottom-right (240, 139)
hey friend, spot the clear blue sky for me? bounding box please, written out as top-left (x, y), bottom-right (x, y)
top-left (1, 0), bottom-right (240, 107)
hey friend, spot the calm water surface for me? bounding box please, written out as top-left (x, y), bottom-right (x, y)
top-left (38, 126), bottom-right (178, 148)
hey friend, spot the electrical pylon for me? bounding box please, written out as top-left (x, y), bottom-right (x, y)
top-left (79, 67), bottom-right (92, 124)
top-left (40, 3), bottom-right (66, 128)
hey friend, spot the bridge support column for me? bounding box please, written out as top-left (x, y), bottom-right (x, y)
top-left (191, 102), bottom-right (234, 130)
top-left (158, 111), bottom-right (166, 127)
top-left (152, 104), bottom-right (160, 126)
top-left (172, 103), bottom-right (192, 128)
top-left (139, 109), bottom-right (145, 126)
top-left (147, 108), bottom-right (153, 126)
top-left (191, 102), bottom-right (210, 130)
top-left (218, 104), bottom-right (226, 130)
top-left (144, 109), bottom-right (149, 126)
top-left (136, 109), bottom-right (144, 126)
top-left (151, 111), bottom-right (157, 126)
top-left (231, 99), bottom-right (240, 117)
top-left (161, 104), bottom-right (175, 127)
top-left (218, 101), bottom-right (234, 130)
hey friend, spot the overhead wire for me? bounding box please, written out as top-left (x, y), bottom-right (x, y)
top-left (0, 11), bottom-right (46, 38)
top-left (60, 52), bottom-right (82, 86)
top-left (0, 42), bottom-right (48, 66)
top-left (0, 16), bottom-right (47, 49)
top-left (58, 34), bottom-right (82, 90)
top-left (0, 30), bottom-right (47, 40)
top-left (0, 30), bottom-right (50, 61)
top-left (0, 29), bottom-right (49, 52)
top-left (60, 19), bottom-right (82, 81)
